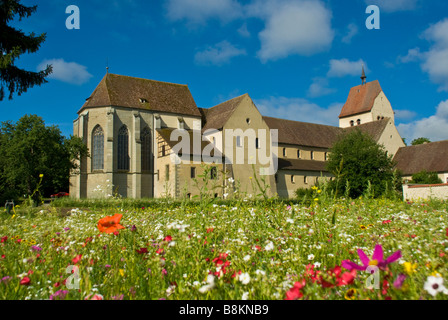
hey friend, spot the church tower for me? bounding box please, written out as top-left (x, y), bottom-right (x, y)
top-left (339, 68), bottom-right (395, 128)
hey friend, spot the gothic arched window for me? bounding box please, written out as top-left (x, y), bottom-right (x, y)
top-left (141, 127), bottom-right (152, 172)
top-left (118, 125), bottom-right (130, 171)
top-left (92, 125), bottom-right (104, 171)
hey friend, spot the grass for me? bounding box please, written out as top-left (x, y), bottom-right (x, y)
top-left (0, 195), bottom-right (447, 300)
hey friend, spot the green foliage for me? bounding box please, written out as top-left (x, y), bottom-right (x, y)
top-left (0, 0), bottom-right (52, 100)
top-left (410, 170), bottom-right (443, 184)
top-left (411, 137), bottom-right (431, 146)
top-left (326, 129), bottom-right (395, 199)
top-left (0, 115), bottom-right (89, 203)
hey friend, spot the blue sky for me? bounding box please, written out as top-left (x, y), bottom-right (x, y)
top-left (2, 0), bottom-right (448, 143)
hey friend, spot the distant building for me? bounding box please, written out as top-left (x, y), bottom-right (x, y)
top-left (71, 71), bottom-right (437, 199)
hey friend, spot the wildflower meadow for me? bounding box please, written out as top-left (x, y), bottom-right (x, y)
top-left (1, 193), bottom-right (448, 301)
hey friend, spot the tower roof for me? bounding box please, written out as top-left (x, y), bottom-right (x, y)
top-left (339, 80), bottom-right (383, 119)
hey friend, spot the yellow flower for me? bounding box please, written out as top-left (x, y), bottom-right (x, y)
top-left (314, 198), bottom-right (319, 202)
top-left (360, 225), bottom-right (367, 230)
top-left (344, 288), bottom-right (357, 300)
top-left (311, 186), bottom-right (318, 191)
top-left (119, 269), bottom-right (125, 277)
top-left (29, 240), bottom-right (37, 245)
top-left (317, 190), bottom-right (322, 194)
top-left (39, 174), bottom-right (44, 178)
top-left (431, 271), bottom-right (442, 277)
top-left (368, 224), bottom-right (374, 228)
top-left (403, 262), bottom-right (417, 275)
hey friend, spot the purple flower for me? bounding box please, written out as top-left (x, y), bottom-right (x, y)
top-left (112, 294), bottom-right (124, 300)
top-left (1, 276), bottom-right (12, 284)
top-left (105, 265), bottom-right (111, 268)
top-left (342, 244), bottom-right (402, 271)
top-left (130, 225), bottom-right (137, 232)
top-left (64, 227), bottom-right (70, 232)
top-left (31, 246), bottom-right (42, 252)
top-left (50, 290), bottom-right (69, 300)
top-left (393, 274), bottom-right (407, 289)
top-left (56, 232), bottom-right (60, 236)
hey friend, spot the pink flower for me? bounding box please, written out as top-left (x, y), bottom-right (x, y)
top-left (85, 294), bottom-right (104, 300)
top-left (20, 277), bottom-right (31, 286)
top-left (393, 274), bottom-right (407, 289)
top-left (342, 244), bottom-right (401, 271)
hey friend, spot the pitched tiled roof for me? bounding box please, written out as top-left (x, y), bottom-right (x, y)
top-left (157, 128), bottom-right (223, 158)
top-left (263, 116), bottom-right (343, 148)
top-left (344, 118), bottom-right (389, 142)
top-left (278, 158), bottom-right (328, 172)
top-left (200, 94), bottom-right (247, 131)
top-left (393, 140), bottom-right (448, 175)
top-left (339, 80), bottom-right (382, 118)
top-left (79, 73), bottom-right (201, 117)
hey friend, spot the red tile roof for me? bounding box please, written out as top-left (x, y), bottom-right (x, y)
top-left (339, 80), bottom-right (383, 118)
top-left (79, 74), bottom-right (201, 117)
top-left (200, 94), bottom-right (247, 131)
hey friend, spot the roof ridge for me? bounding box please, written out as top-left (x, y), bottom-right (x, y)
top-left (263, 116), bottom-right (341, 129)
top-left (107, 73), bottom-right (189, 87)
top-left (207, 93), bottom-right (247, 110)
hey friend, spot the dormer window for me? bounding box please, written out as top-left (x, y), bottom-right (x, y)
top-left (350, 120), bottom-right (354, 127)
top-left (357, 119), bottom-right (361, 125)
top-left (139, 98), bottom-right (148, 103)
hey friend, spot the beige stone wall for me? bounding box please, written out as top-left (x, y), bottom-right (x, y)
top-left (376, 119), bottom-right (406, 157)
top-left (276, 170), bottom-right (332, 198)
top-left (221, 95), bottom-right (277, 197)
top-left (403, 184), bottom-right (448, 201)
top-left (278, 145), bottom-right (329, 161)
top-left (402, 173), bottom-right (448, 184)
top-left (339, 112), bottom-right (373, 129)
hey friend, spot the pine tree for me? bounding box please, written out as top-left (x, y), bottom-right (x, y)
top-left (0, 0), bottom-right (52, 101)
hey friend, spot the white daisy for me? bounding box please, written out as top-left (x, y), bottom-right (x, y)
top-left (424, 276), bottom-right (446, 297)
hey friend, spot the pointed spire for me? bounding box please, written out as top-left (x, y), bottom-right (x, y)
top-left (361, 64), bottom-right (366, 85)
top-left (106, 58), bottom-right (109, 74)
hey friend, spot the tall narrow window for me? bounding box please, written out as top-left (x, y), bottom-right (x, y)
top-left (92, 125), bottom-right (104, 171)
top-left (350, 120), bottom-right (354, 127)
top-left (291, 175), bottom-right (295, 183)
top-left (118, 125), bottom-right (130, 171)
top-left (283, 148), bottom-right (287, 157)
top-left (141, 127), bottom-right (152, 172)
top-left (191, 167), bottom-right (196, 179)
top-left (165, 164), bottom-right (170, 181)
top-left (357, 119), bottom-right (361, 125)
top-left (210, 167), bottom-right (217, 180)
top-left (255, 138), bottom-right (260, 149)
top-left (297, 150), bottom-right (301, 159)
top-left (304, 176), bottom-right (308, 184)
top-left (310, 151), bottom-right (314, 160)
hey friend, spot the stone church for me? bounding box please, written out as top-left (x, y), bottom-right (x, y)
top-left (69, 71), bottom-right (412, 199)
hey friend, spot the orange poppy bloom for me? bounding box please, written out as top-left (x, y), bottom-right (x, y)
top-left (97, 214), bottom-right (126, 234)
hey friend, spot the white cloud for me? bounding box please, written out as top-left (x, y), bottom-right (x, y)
top-left (166, 0), bottom-right (243, 24)
top-left (394, 109), bottom-right (417, 121)
top-left (255, 96), bottom-right (342, 126)
top-left (397, 100), bottom-right (448, 142)
top-left (364, 0), bottom-right (418, 13)
top-left (237, 23), bottom-right (250, 38)
top-left (420, 19), bottom-right (448, 91)
top-left (194, 41), bottom-right (246, 66)
top-left (341, 23), bottom-right (359, 44)
top-left (398, 47), bottom-right (423, 63)
top-left (254, 0), bottom-right (334, 62)
top-left (37, 59), bottom-right (92, 85)
top-left (307, 77), bottom-right (336, 98)
top-left (327, 59), bottom-right (368, 78)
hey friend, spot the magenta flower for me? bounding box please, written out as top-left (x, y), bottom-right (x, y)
top-left (393, 274), bottom-right (407, 289)
top-left (50, 290), bottom-right (69, 300)
top-left (342, 244), bottom-right (402, 271)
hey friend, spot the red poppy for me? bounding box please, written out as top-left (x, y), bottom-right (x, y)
top-left (164, 235), bottom-right (172, 242)
top-left (136, 248), bottom-right (148, 254)
top-left (382, 220), bottom-right (392, 224)
top-left (72, 254), bottom-right (82, 264)
top-left (156, 248), bottom-right (164, 254)
top-left (1, 255), bottom-right (5, 259)
top-left (97, 214), bottom-right (126, 234)
top-left (285, 280), bottom-right (306, 300)
top-left (1, 236), bottom-right (7, 243)
top-left (20, 277), bottom-right (31, 286)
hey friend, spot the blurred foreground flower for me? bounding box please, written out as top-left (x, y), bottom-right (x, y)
top-left (342, 244), bottom-right (401, 271)
top-left (97, 214), bottom-right (126, 234)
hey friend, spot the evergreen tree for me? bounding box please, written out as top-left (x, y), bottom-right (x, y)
top-left (0, 0), bottom-right (52, 101)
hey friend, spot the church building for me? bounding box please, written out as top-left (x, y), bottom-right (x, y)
top-left (70, 71), bottom-right (408, 199)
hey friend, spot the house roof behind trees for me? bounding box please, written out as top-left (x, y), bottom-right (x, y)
top-left (393, 140), bottom-right (448, 175)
